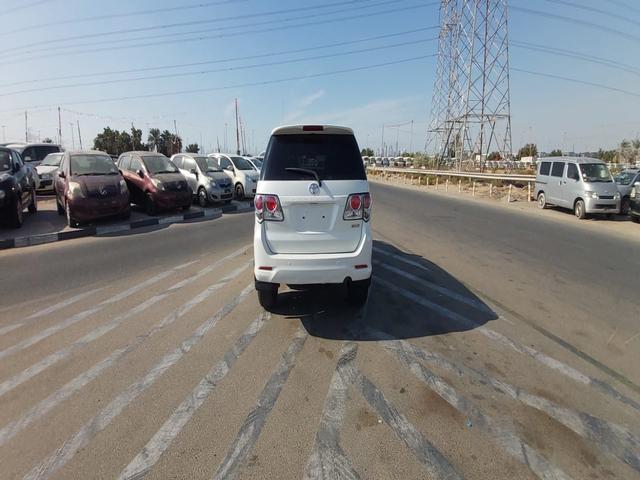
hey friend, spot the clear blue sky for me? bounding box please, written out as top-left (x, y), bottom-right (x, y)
top-left (1, 0), bottom-right (639, 154)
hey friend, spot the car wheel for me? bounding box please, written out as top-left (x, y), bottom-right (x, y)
top-left (10, 197), bottom-right (24, 228)
top-left (537, 192), bottom-right (546, 209)
top-left (347, 279), bottom-right (370, 307)
top-left (66, 203), bottom-right (79, 228)
top-left (621, 197), bottom-right (630, 215)
top-left (235, 183), bottom-right (245, 201)
top-left (197, 187), bottom-right (209, 208)
top-left (28, 188), bottom-right (38, 213)
top-left (631, 214), bottom-right (640, 224)
top-left (574, 199), bottom-right (587, 220)
top-left (257, 287), bottom-right (278, 310)
top-left (145, 193), bottom-right (157, 216)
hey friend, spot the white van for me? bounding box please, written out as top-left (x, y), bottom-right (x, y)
top-left (536, 157), bottom-right (620, 219)
top-left (253, 125), bottom-right (372, 309)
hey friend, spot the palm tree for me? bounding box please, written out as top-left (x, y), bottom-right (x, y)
top-left (148, 128), bottom-right (161, 152)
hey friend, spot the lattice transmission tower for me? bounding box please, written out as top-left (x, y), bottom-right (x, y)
top-left (427, 0), bottom-right (512, 169)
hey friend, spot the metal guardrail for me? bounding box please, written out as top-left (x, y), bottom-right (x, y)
top-left (367, 166), bottom-right (536, 182)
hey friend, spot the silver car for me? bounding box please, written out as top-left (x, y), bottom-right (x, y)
top-left (171, 154), bottom-right (233, 206)
top-left (536, 157), bottom-right (621, 219)
top-left (614, 168), bottom-right (640, 214)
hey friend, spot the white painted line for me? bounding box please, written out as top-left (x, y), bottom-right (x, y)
top-left (303, 343), bottom-right (362, 480)
top-left (0, 260), bottom-right (252, 440)
top-left (24, 283), bottom-right (254, 480)
top-left (26, 287), bottom-right (105, 320)
top-left (373, 246), bottom-right (434, 273)
top-left (214, 328), bottom-right (308, 480)
top-left (118, 313), bottom-right (269, 480)
top-left (0, 324), bottom-right (23, 336)
top-left (387, 341), bottom-right (573, 480)
top-left (374, 260), bottom-right (492, 312)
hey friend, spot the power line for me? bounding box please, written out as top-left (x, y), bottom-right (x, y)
top-left (600, 0), bottom-right (640, 16)
top-left (0, 26), bottom-right (437, 88)
top-left (1, 0), bottom-right (55, 16)
top-left (511, 68), bottom-right (640, 99)
top-left (0, 54), bottom-right (436, 113)
top-left (0, 0), bottom-right (380, 55)
top-left (511, 5), bottom-right (640, 44)
top-left (0, 0), bottom-right (249, 37)
top-left (0, 0), bottom-right (434, 63)
top-left (536, 0), bottom-right (637, 26)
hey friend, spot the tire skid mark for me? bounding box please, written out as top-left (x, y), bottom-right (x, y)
top-left (117, 312), bottom-right (269, 480)
top-left (213, 327), bottom-right (308, 480)
top-left (0, 256), bottom-right (251, 400)
top-left (23, 283), bottom-right (254, 480)
top-left (0, 264), bottom-right (251, 447)
top-left (374, 277), bottom-right (640, 413)
top-left (385, 340), bottom-right (573, 480)
top-left (303, 343), bottom-right (362, 480)
top-left (388, 340), bottom-right (640, 474)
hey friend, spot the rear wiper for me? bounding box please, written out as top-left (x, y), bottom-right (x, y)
top-left (285, 167), bottom-right (322, 186)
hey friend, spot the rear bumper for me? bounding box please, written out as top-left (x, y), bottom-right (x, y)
top-left (253, 222), bottom-right (372, 285)
top-left (584, 197), bottom-right (620, 214)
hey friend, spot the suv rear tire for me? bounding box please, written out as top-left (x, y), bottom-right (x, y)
top-left (257, 287), bottom-right (278, 310)
top-left (347, 279), bottom-right (370, 307)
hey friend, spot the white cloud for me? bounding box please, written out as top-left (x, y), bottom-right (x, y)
top-left (282, 89), bottom-right (326, 123)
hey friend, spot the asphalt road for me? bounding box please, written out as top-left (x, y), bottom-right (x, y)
top-left (0, 182), bottom-right (638, 479)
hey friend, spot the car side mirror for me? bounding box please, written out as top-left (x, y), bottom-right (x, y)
top-left (137, 169), bottom-right (145, 178)
top-left (58, 170), bottom-right (66, 179)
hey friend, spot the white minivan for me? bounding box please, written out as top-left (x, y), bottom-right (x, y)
top-left (253, 125), bottom-right (372, 309)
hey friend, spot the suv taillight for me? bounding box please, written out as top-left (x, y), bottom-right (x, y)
top-left (255, 194), bottom-right (284, 223)
top-left (344, 193), bottom-right (371, 222)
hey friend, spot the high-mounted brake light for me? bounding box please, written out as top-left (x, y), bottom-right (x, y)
top-left (255, 194), bottom-right (284, 223)
top-left (344, 193), bottom-right (372, 222)
top-left (302, 125), bottom-right (324, 131)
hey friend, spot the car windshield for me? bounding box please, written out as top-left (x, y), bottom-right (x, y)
top-left (40, 154), bottom-right (62, 167)
top-left (70, 154), bottom-right (119, 176)
top-left (614, 171), bottom-right (637, 185)
top-left (263, 134), bottom-right (366, 181)
top-left (252, 158), bottom-right (263, 169)
top-left (194, 156), bottom-right (222, 172)
top-left (143, 155), bottom-right (178, 174)
top-left (0, 151), bottom-right (10, 171)
top-left (229, 156), bottom-right (255, 171)
top-left (579, 163), bottom-right (612, 183)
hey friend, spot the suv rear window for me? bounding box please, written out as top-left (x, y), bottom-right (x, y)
top-left (262, 134), bottom-right (366, 181)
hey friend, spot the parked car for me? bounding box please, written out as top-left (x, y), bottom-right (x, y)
top-left (5, 142), bottom-right (62, 167)
top-left (253, 125), bottom-right (372, 309)
top-left (629, 181), bottom-right (640, 223)
top-left (536, 157), bottom-right (620, 219)
top-left (54, 151), bottom-right (130, 227)
top-left (0, 147), bottom-right (38, 228)
top-left (208, 153), bottom-right (259, 200)
top-left (35, 152), bottom-right (64, 193)
top-left (118, 152), bottom-right (191, 216)
top-left (246, 156), bottom-right (263, 172)
top-left (614, 168), bottom-right (640, 215)
top-left (171, 153), bottom-right (233, 207)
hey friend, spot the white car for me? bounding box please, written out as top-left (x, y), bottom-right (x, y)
top-left (208, 153), bottom-right (259, 200)
top-left (35, 152), bottom-right (64, 193)
top-left (253, 125), bottom-right (372, 309)
top-left (246, 156), bottom-right (263, 172)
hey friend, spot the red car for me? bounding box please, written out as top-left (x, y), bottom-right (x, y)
top-left (117, 152), bottom-right (191, 215)
top-left (54, 151), bottom-right (130, 227)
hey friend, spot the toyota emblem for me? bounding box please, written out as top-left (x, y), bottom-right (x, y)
top-left (308, 183), bottom-right (320, 195)
top-left (100, 188), bottom-right (107, 196)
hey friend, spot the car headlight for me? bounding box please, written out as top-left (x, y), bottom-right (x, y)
top-left (631, 187), bottom-right (637, 199)
top-left (40, 173), bottom-right (51, 180)
top-left (584, 191), bottom-right (598, 199)
top-left (119, 179), bottom-right (128, 194)
top-left (614, 192), bottom-right (621, 200)
top-left (151, 178), bottom-right (165, 191)
top-left (68, 181), bottom-right (85, 198)
top-left (0, 190), bottom-right (5, 200)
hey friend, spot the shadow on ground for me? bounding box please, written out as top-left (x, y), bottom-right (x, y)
top-left (271, 240), bottom-right (497, 341)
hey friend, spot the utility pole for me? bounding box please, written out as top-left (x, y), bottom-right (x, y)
top-left (235, 98), bottom-right (240, 155)
top-left (77, 120), bottom-right (83, 150)
top-left (381, 124), bottom-right (385, 156)
top-left (217, 136), bottom-right (221, 153)
top-left (58, 107), bottom-right (62, 145)
top-left (224, 123), bottom-right (228, 152)
top-left (409, 120), bottom-right (414, 152)
top-left (1, 125), bottom-right (5, 142)
top-left (69, 123), bottom-right (75, 150)
top-left (24, 111), bottom-right (28, 142)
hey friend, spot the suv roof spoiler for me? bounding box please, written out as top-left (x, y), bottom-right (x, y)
top-left (271, 125), bottom-right (354, 136)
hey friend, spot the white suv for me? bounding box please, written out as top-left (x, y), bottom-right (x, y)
top-left (253, 125), bottom-right (372, 309)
